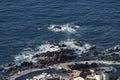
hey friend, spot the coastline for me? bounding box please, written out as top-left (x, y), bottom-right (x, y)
top-left (9, 68), bottom-right (48, 80)
top-left (58, 60), bottom-right (120, 70)
top-left (8, 60), bottom-right (120, 80)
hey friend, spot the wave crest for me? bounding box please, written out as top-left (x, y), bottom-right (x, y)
top-left (14, 39), bottom-right (95, 64)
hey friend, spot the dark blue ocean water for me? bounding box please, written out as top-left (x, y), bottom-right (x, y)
top-left (0, 0), bottom-right (120, 64)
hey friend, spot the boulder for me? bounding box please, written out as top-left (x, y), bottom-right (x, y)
top-left (74, 41), bottom-right (83, 46)
top-left (52, 25), bottom-right (62, 29)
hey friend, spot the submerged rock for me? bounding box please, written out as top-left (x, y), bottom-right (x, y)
top-left (103, 45), bottom-right (120, 54)
top-left (109, 53), bottom-right (119, 61)
top-left (52, 25), bottom-right (62, 29)
top-left (49, 25), bottom-right (62, 31)
top-left (87, 45), bottom-right (96, 50)
top-left (73, 41), bottom-right (83, 46)
top-left (70, 26), bottom-right (77, 29)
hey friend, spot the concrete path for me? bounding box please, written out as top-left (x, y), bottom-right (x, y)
top-left (9, 68), bottom-right (47, 80)
top-left (8, 60), bottom-right (120, 80)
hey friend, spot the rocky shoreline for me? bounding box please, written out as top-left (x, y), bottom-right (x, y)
top-left (0, 41), bottom-right (120, 80)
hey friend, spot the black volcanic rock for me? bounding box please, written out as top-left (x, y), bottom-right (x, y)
top-left (103, 45), bottom-right (120, 54)
top-left (73, 41), bottom-right (83, 46)
top-left (70, 26), bottom-right (77, 29)
top-left (109, 53), bottom-right (119, 61)
top-left (20, 62), bottom-right (33, 67)
top-left (68, 63), bottom-right (98, 70)
top-left (52, 25), bottom-right (62, 29)
top-left (32, 48), bottom-right (77, 65)
top-left (88, 45), bottom-right (96, 50)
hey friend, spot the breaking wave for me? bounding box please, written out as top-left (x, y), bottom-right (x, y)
top-left (59, 39), bottom-right (94, 54)
top-left (14, 39), bottom-right (95, 64)
top-left (48, 23), bottom-right (80, 33)
top-left (14, 49), bottom-right (36, 63)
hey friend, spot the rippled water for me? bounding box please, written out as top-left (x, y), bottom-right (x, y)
top-left (0, 0), bottom-right (120, 64)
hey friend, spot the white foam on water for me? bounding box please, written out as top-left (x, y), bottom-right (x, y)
top-left (114, 45), bottom-right (120, 50)
top-left (36, 43), bottom-right (61, 54)
top-left (48, 24), bottom-right (80, 33)
top-left (14, 39), bottom-right (93, 63)
top-left (14, 44), bottom-right (61, 63)
top-left (37, 27), bottom-right (43, 30)
top-left (84, 43), bottom-right (93, 50)
top-left (114, 52), bottom-right (120, 55)
top-left (14, 48), bottom-right (38, 63)
top-left (59, 39), bottom-right (92, 52)
top-left (110, 45), bottom-right (120, 55)
top-left (14, 53), bottom-right (35, 63)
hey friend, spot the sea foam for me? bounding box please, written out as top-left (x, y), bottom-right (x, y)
top-left (59, 39), bottom-right (92, 54)
top-left (14, 39), bottom-right (94, 63)
top-left (36, 43), bottom-right (61, 53)
top-left (14, 53), bottom-right (35, 63)
top-left (48, 24), bottom-right (80, 33)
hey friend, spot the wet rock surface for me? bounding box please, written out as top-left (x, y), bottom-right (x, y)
top-left (52, 25), bottom-right (62, 29)
top-left (103, 45), bottom-right (120, 54)
top-left (68, 62), bottom-right (98, 70)
top-left (103, 45), bottom-right (120, 61)
top-left (0, 42), bottom-right (120, 79)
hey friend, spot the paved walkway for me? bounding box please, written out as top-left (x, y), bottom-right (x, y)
top-left (58, 60), bottom-right (120, 70)
top-left (8, 60), bottom-right (120, 80)
top-left (9, 68), bottom-right (47, 80)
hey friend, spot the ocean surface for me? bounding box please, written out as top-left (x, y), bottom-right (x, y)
top-left (0, 0), bottom-right (120, 64)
